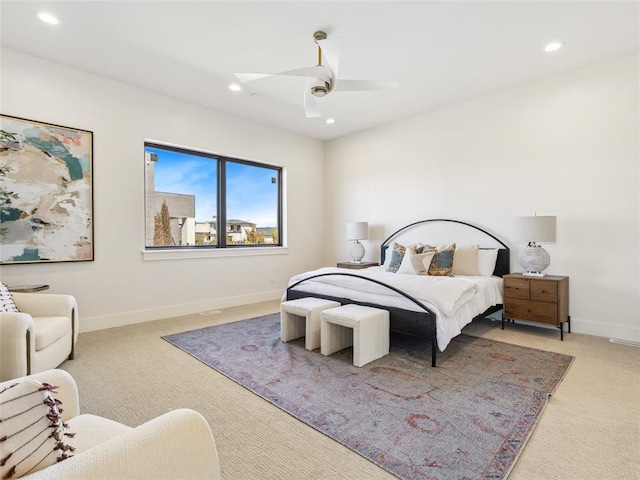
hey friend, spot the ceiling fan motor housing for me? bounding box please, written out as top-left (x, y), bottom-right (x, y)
top-left (313, 31), bottom-right (327, 43)
top-left (311, 83), bottom-right (330, 97)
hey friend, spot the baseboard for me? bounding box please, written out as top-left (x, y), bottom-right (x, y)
top-left (486, 311), bottom-right (639, 344)
top-left (570, 317), bottom-right (640, 344)
top-left (80, 289), bottom-right (283, 333)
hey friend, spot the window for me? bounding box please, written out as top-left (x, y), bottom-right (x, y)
top-left (144, 143), bottom-right (282, 249)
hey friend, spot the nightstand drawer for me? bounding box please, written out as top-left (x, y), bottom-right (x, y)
top-left (504, 277), bottom-right (530, 299)
top-left (530, 280), bottom-right (558, 302)
top-left (504, 299), bottom-right (558, 325)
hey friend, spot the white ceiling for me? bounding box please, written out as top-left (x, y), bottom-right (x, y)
top-left (1, 1), bottom-right (638, 141)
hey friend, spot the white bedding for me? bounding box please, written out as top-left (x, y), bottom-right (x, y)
top-left (286, 266), bottom-right (503, 351)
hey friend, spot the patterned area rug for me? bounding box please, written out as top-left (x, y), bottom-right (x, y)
top-left (163, 314), bottom-right (573, 480)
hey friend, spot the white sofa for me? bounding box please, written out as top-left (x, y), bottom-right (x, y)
top-left (0, 293), bottom-right (78, 381)
top-left (0, 369), bottom-right (221, 480)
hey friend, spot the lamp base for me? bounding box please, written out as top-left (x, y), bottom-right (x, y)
top-left (518, 244), bottom-right (550, 276)
top-left (349, 241), bottom-right (365, 263)
top-left (523, 271), bottom-right (547, 277)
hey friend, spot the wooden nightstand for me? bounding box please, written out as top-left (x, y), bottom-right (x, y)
top-left (502, 273), bottom-right (570, 340)
top-left (336, 261), bottom-right (379, 270)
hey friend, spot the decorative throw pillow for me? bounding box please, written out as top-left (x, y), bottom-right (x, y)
top-left (396, 243), bottom-right (428, 274)
top-left (410, 250), bottom-right (436, 275)
top-left (478, 248), bottom-right (499, 276)
top-left (0, 283), bottom-right (18, 313)
top-left (452, 244), bottom-right (480, 276)
top-left (407, 242), bottom-right (426, 254)
top-left (386, 242), bottom-right (406, 273)
top-left (426, 243), bottom-right (456, 276)
top-left (0, 380), bottom-right (75, 479)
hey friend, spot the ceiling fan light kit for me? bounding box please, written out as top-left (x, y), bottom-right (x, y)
top-left (234, 30), bottom-right (397, 118)
top-left (311, 84), bottom-right (329, 97)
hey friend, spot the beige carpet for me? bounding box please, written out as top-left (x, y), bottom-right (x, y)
top-left (61, 301), bottom-right (639, 480)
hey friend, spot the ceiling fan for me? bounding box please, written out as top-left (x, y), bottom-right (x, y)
top-left (234, 31), bottom-right (398, 118)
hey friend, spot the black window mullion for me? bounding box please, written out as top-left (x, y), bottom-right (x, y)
top-left (277, 169), bottom-right (283, 246)
top-left (218, 158), bottom-right (226, 247)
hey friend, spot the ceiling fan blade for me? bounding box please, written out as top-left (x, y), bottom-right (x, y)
top-left (304, 80), bottom-right (321, 118)
top-left (316, 37), bottom-right (340, 80)
top-left (234, 73), bottom-right (274, 83)
top-left (333, 80), bottom-right (398, 91)
top-left (235, 66), bottom-right (331, 84)
top-left (277, 65), bottom-right (331, 83)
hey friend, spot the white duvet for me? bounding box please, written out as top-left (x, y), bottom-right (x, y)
top-left (286, 266), bottom-right (503, 351)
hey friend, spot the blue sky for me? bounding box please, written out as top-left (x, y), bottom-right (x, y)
top-left (146, 146), bottom-right (278, 227)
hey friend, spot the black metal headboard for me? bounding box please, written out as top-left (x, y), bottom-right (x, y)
top-left (380, 218), bottom-right (510, 277)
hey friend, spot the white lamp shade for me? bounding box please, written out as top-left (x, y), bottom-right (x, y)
top-left (515, 216), bottom-right (556, 243)
top-left (347, 222), bottom-right (369, 240)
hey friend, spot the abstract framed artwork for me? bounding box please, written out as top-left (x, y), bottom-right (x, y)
top-left (0, 114), bottom-right (94, 264)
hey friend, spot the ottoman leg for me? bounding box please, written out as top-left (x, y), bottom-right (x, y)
top-left (321, 319), bottom-right (353, 357)
top-left (281, 310), bottom-right (306, 343)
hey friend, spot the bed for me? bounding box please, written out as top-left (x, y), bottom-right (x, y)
top-left (285, 219), bottom-right (510, 367)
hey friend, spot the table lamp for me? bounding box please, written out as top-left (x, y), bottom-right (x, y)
top-left (347, 221), bottom-right (368, 263)
top-left (515, 215), bottom-right (556, 277)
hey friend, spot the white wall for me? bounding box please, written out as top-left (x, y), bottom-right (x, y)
top-left (325, 55), bottom-right (639, 343)
top-left (0, 49), bottom-right (325, 331)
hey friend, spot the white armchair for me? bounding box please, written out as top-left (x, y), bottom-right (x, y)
top-left (0, 369), bottom-right (221, 480)
top-left (0, 293), bottom-right (78, 382)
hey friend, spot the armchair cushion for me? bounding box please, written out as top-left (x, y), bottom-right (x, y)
top-left (33, 317), bottom-right (70, 351)
top-left (0, 379), bottom-right (75, 479)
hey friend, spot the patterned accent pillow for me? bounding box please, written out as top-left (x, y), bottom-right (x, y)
top-left (426, 244), bottom-right (456, 276)
top-left (386, 242), bottom-right (407, 273)
top-left (0, 380), bottom-right (75, 479)
top-left (0, 283), bottom-right (18, 313)
top-left (409, 250), bottom-right (436, 275)
top-left (397, 243), bottom-right (430, 274)
top-left (408, 243), bottom-right (426, 254)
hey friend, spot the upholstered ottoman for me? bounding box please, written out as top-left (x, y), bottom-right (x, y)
top-left (280, 298), bottom-right (341, 350)
top-left (320, 304), bottom-right (390, 367)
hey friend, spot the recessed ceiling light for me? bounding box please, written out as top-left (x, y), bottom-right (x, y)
top-left (228, 83), bottom-right (242, 92)
top-left (325, 118), bottom-right (335, 124)
top-left (544, 41), bottom-right (564, 53)
top-left (37, 12), bottom-right (59, 25)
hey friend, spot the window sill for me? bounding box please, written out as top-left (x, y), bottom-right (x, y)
top-left (142, 246), bottom-right (289, 262)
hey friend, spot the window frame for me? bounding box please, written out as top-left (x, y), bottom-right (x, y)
top-left (144, 141), bottom-right (283, 252)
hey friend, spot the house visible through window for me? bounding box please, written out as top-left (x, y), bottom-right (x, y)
top-left (144, 143), bottom-right (282, 249)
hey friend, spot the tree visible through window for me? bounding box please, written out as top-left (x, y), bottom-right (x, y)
top-left (144, 143), bottom-right (282, 249)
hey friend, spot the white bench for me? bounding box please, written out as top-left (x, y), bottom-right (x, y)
top-left (280, 297), bottom-right (341, 350)
top-left (320, 304), bottom-right (390, 367)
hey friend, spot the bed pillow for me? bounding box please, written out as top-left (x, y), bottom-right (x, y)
top-left (1, 283), bottom-right (19, 313)
top-left (386, 242), bottom-right (406, 273)
top-left (425, 243), bottom-right (456, 276)
top-left (0, 380), bottom-right (74, 479)
top-left (396, 249), bottom-right (415, 274)
top-left (453, 244), bottom-right (479, 276)
top-left (478, 248), bottom-right (499, 276)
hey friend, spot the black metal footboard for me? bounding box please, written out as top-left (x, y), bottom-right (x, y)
top-left (285, 272), bottom-right (439, 367)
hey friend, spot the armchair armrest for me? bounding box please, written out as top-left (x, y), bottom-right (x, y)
top-left (12, 293), bottom-right (77, 318)
top-left (0, 312), bottom-right (34, 381)
top-left (24, 409), bottom-right (221, 480)
top-left (0, 369), bottom-right (80, 420)
top-left (12, 293), bottom-right (79, 347)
